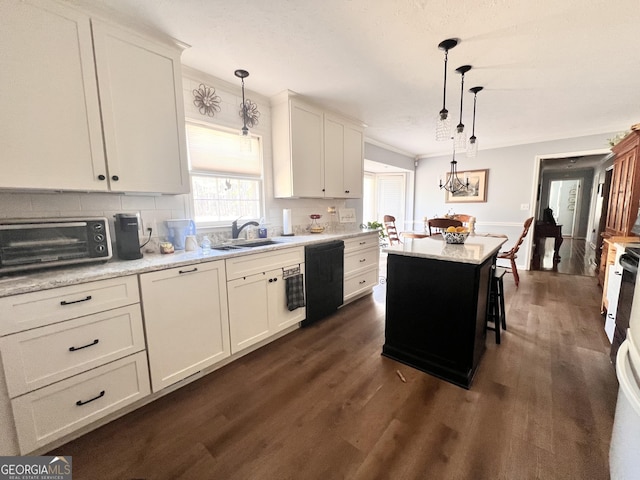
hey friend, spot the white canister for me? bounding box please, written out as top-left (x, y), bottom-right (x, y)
top-left (185, 235), bottom-right (198, 251)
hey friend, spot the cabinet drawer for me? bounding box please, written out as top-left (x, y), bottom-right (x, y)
top-left (344, 234), bottom-right (379, 254)
top-left (344, 247), bottom-right (379, 274)
top-left (226, 247), bottom-right (304, 280)
top-left (344, 268), bottom-right (379, 301)
top-left (1, 304), bottom-right (145, 398)
top-left (0, 276), bottom-right (140, 336)
top-left (12, 351), bottom-right (150, 454)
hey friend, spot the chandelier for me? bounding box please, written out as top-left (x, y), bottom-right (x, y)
top-left (435, 39), bottom-right (458, 141)
top-left (439, 143), bottom-right (469, 194)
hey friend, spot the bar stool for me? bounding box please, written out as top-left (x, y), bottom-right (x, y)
top-left (487, 267), bottom-right (507, 343)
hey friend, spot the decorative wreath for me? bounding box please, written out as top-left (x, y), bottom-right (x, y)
top-left (239, 99), bottom-right (261, 128)
top-left (193, 84), bottom-right (221, 117)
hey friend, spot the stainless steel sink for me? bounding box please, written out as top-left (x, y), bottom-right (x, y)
top-left (236, 239), bottom-right (279, 248)
top-left (213, 239), bottom-right (280, 250)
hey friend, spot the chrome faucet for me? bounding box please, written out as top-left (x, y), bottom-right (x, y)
top-left (231, 218), bottom-right (259, 239)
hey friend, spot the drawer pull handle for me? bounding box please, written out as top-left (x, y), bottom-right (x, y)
top-left (69, 339), bottom-right (99, 352)
top-left (179, 268), bottom-right (198, 274)
top-left (359, 241), bottom-right (366, 245)
top-left (76, 390), bottom-right (105, 406)
top-left (359, 258), bottom-right (366, 262)
top-left (359, 280), bottom-right (367, 285)
top-left (615, 271), bottom-right (622, 276)
top-left (60, 295), bottom-right (92, 306)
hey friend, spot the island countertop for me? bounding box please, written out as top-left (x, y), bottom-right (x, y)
top-left (383, 235), bottom-right (507, 265)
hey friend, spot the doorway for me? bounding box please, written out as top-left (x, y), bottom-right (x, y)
top-left (531, 150), bottom-right (612, 276)
top-left (548, 179), bottom-right (580, 237)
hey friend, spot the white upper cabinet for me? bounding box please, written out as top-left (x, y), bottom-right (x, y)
top-left (324, 113), bottom-right (364, 198)
top-left (0, 0), bottom-right (107, 191)
top-left (92, 20), bottom-right (189, 194)
top-left (0, 0), bottom-right (189, 194)
top-left (272, 91), bottom-right (364, 199)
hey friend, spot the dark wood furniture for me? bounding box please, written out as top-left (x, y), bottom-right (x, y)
top-left (497, 217), bottom-right (534, 287)
top-left (383, 215), bottom-right (401, 245)
top-left (532, 221), bottom-right (563, 268)
top-left (427, 218), bottom-right (462, 235)
top-left (383, 252), bottom-right (495, 389)
top-left (599, 130), bottom-right (640, 286)
top-left (486, 268), bottom-right (507, 344)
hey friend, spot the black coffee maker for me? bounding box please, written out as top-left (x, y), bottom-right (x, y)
top-left (114, 214), bottom-right (143, 260)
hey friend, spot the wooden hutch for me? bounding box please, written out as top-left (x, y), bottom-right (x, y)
top-left (599, 129), bottom-right (640, 308)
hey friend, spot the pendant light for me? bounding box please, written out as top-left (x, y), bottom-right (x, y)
top-left (439, 142), bottom-right (469, 194)
top-left (467, 86), bottom-right (483, 158)
top-left (234, 69), bottom-right (250, 136)
top-left (436, 39), bottom-right (458, 141)
top-left (454, 65), bottom-right (472, 151)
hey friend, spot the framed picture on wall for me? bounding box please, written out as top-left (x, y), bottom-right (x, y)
top-left (445, 169), bottom-right (488, 203)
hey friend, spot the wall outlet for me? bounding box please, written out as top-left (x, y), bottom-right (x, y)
top-left (520, 203), bottom-right (530, 211)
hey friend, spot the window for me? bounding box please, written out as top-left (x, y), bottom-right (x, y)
top-left (186, 122), bottom-right (263, 226)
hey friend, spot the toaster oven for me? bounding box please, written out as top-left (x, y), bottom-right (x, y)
top-left (0, 218), bottom-right (112, 274)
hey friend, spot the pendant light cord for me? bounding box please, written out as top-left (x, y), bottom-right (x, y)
top-left (441, 50), bottom-right (448, 112)
top-left (457, 71), bottom-right (465, 129)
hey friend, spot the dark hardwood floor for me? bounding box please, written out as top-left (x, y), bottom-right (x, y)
top-left (534, 237), bottom-right (597, 277)
top-left (51, 270), bottom-right (618, 479)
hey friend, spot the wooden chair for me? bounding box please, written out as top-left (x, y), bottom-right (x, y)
top-left (497, 216), bottom-right (534, 287)
top-left (452, 214), bottom-right (476, 233)
top-left (427, 218), bottom-right (463, 236)
top-left (383, 215), bottom-right (401, 245)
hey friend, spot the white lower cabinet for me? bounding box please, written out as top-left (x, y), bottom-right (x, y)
top-left (139, 260), bottom-right (231, 392)
top-left (12, 352), bottom-right (150, 454)
top-left (228, 265), bottom-right (306, 353)
top-left (0, 305), bottom-right (145, 398)
top-left (226, 248), bottom-right (305, 354)
top-left (0, 275), bottom-right (148, 454)
top-left (343, 233), bottom-right (380, 303)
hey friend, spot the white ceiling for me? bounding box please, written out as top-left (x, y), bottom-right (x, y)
top-left (75, 0), bottom-right (639, 158)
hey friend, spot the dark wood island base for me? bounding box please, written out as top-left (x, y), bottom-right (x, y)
top-left (382, 237), bottom-right (505, 389)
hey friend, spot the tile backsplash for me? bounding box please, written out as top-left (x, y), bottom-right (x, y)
top-left (0, 191), bottom-right (359, 251)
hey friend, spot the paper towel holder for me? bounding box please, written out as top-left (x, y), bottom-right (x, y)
top-left (282, 208), bottom-right (295, 236)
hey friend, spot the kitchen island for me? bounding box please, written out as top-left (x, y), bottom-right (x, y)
top-left (382, 235), bottom-right (507, 388)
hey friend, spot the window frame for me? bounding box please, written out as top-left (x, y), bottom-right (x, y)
top-left (185, 120), bottom-right (265, 229)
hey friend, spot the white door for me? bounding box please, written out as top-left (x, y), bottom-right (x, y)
top-left (549, 179), bottom-right (580, 237)
top-left (376, 174), bottom-right (406, 228)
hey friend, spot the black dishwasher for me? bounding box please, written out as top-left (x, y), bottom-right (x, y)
top-left (302, 240), bottom-right (344, 326)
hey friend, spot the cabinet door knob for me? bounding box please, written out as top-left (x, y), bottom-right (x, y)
top-left (345, 190), bottom-right (350, 193)
top-left (322, 188), bottom-right (325, 192)
top-left (111, 175), bottom-right (119, 181)
top-left (269, 278), bottom-right (273, 283)
top-left (98, 174), bottom-right (106, 181)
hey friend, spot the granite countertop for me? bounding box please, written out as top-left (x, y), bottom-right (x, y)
top-left (383, 234), bottom-right (507, 265)
top-left (0, 230), bottom-right (379, 298)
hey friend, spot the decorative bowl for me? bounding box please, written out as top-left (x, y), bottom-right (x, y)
top-left (443, 231), bottom-right (469, 244)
